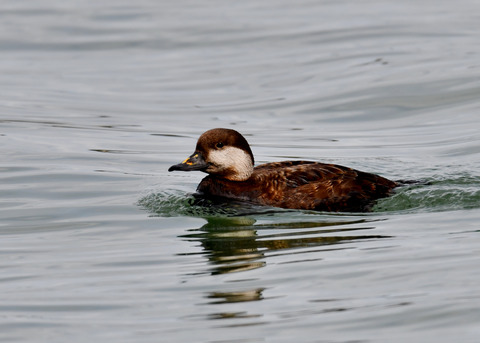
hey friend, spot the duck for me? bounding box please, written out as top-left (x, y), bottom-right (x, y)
top-left (168, 128), bottom-right (398, 212)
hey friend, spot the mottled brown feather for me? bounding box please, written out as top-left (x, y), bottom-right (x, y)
top-left (197, 161), bottom-right (397, 212)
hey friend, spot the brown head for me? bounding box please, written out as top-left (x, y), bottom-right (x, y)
top-left (168, 128), bottom-right (255, 181)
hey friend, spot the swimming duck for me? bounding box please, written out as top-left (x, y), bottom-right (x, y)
top-left (168, 128), bottom-right (398, 212)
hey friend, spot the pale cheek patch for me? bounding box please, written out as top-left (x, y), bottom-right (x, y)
top-left (208, 147), bottom-right (253, 181)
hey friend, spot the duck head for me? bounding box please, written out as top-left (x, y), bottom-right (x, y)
top-left (168, 128), bottom-right (255, 181)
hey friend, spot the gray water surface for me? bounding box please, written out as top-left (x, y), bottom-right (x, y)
top-left (1, 1), bottom-right (480, 342)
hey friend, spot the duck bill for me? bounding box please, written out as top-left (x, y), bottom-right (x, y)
top-left (168, 152), bottom-right (208, 172)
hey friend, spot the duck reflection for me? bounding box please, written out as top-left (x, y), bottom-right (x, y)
top-left (182, 217), bottom-right (264, 275)
top-left (206, 288), bottom-right (265, 304)
top-left (180, 215), bottom-right (390, 276)
top-left (140, 192), bottom-right (391, 309)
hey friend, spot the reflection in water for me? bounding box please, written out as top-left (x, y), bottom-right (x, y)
top-left (180, 216), bottom-right (390, 277)
top-left (207, 288), bottom-right (265, 304)
top-left (204, 289), bottom-right (266, 327)
top-left (140, 193), bottom-right (391, 307)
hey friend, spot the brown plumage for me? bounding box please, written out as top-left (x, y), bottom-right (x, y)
top-left (169, 128), bottom-right (398, 212)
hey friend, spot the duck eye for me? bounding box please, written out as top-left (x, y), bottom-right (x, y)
top-left (216, 142), bottom-right (224, 149)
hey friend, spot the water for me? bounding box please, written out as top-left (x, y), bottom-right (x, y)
top-left (1, 0), bottom-right (480, 342)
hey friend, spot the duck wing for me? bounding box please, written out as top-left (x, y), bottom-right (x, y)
top-left (253, 161), bottom-right (397, 212)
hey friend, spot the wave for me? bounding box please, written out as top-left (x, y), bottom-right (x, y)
top-left (375, 174), bottom-right (480, 213)
top-left (140, 173), bottom-right (480, 219)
